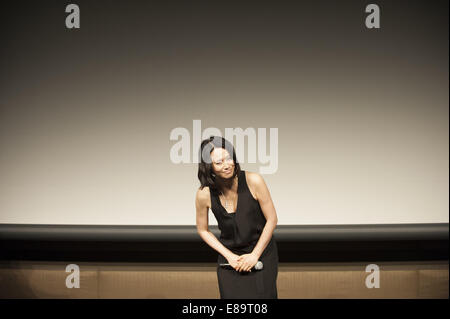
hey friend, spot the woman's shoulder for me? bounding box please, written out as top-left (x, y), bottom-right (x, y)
top-left (244, 170), bottom-right (264, 187)
top-left (196, 186), bottom-right (212, 208)
top-left (244, 170), bottom-right (264, 201)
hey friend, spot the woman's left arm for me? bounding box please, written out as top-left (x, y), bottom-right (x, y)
top-left (236, 172), bottom-right (278, 272)
top-left (250, 172), bottom-right (278, 258)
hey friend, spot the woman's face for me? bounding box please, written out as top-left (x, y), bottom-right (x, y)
top-left (210, 148), bottom-right (235, 179)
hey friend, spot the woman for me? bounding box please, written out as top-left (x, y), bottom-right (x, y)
top-left (195, 135), bottom-right (279, 299)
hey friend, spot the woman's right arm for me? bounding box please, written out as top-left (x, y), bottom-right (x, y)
top-left (195, 188), bottom-right (237, 263)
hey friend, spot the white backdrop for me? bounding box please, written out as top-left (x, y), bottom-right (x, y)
top-left (0, 1), bottom-right (448, 225)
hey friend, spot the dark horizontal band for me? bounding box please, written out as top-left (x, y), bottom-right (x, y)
top-left (0, 223), bottom-right (447, 262)
top-left (0, 223), bottom-right (447, 241)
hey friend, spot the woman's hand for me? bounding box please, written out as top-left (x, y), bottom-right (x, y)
top-left (226, 253), bottom-right (242, 271)
top-left (236, 253), bottom-right (259, 272)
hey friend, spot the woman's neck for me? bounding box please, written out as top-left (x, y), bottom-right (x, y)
top-left (216, 174), bottom-right (237, 194)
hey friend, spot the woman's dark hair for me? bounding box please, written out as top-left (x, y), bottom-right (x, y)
top-left (197, 135), bottom-right (241, 195)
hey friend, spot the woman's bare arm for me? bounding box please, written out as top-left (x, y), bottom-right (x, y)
top-left (195, 188), bottom-right (235, 261)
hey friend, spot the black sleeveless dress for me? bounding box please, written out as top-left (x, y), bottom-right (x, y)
top-left (210, 169), bottom-right (278, 299)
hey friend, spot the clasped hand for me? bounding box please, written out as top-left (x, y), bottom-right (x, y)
top-left (235, 253), bottom-right (259, 272)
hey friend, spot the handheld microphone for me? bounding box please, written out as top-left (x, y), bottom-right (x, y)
top-left (219, 260), bottom-right (263, 271)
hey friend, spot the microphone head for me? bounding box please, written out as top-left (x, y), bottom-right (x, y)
top-left (255, 261), bottom-right (263, 270)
